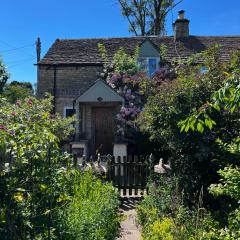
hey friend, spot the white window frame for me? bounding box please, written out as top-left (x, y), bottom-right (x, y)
top-left (63, 106), bottom-right (75, 118)
top-left (200, 66), bottom-right (208, 74)
top-left (138, 57), bottom-right (160, 76)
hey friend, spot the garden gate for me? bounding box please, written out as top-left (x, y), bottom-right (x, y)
top-left (107, 156), bottom-right (150, 197)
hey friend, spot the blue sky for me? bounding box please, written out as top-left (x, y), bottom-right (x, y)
top-left (0, 0), bottom-right (239, 86)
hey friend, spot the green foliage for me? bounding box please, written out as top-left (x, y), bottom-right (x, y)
top-left (98, 43), bottom-right (139, 76)
top-left (0, 95), bottom-right (120, 239)
top-left (137, 47), bottom-right (240, 239)
top-left (178, 60), bottom-right (240, 133)
top-left (138, 46), bottom-right (240, 203)
top-left (57, 171), bottom-right (120, 240)
top-left (98, 43), bottom-right (109, 63)
top-left (0, 96), bottom-right (76, 239)
top-left (2, 81), bottom-right (34, 103)
top-left (176, 50), bottom-right (240, 239)
top-left (0, 58), bottom-right (9, 93)
top-left (98, 44), bottom-right (151, 150)
top-left (159, 44), bottom-right (168, 64)
top-left (209, 166), bottom-right (240, 201)
top-left (147, 218), bottom-right (175, 240)
top-left (137, 176), bottom-right (220, 240)
top-left (112, 47), bottom-right (139, 75)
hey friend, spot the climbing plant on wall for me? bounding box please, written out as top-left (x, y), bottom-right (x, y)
top-left (98, 44), bottom-right (175, 145)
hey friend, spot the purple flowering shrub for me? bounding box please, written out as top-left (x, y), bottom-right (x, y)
top-left (107, 72), bottom-right (145, 138)
top-left (106, 70), bottom-right (175, 139)
top-left (99, 45), bottom-right (176, 140)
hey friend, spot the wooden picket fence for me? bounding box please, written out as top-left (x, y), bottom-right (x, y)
top-left (107, 156), bottom-right (150, 197)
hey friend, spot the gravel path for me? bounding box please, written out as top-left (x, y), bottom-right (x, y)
top-left (117, 198), bottom-right (142, 240)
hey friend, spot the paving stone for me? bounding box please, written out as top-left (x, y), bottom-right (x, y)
top-left (117, 198), bottom-right (141, 240)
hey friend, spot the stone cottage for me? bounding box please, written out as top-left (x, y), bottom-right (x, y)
top-left (36, 11), bottom-right (240, 157)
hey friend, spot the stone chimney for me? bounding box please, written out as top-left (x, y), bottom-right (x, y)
top-left (173, 10), bottom-right (190, 40)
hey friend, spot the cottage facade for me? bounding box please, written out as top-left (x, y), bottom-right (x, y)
top-left (37, 11), bottom-right (240, 157)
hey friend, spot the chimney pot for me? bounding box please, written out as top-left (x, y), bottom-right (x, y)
top-left (174, 10), bottom-right (190, 40)
top-left (178, 10), bottom-right (185, 19)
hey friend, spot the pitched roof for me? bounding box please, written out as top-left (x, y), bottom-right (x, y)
top-left (38, 36), bottom-right (240, 65)
top-left (76, 79), bottom-right (124, 103)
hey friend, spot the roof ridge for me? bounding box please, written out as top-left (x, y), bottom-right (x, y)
top-left (56, 36), bottom-right (174, 41)
top-left (55, 35), bottom-right (240, 42)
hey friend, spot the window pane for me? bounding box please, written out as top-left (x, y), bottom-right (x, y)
top-left (65, 108), bottom-right (76, 118)
top-left (148, 58), bottom-right (157, 76)
top-left (138, 58), bottom-right (148, 73)
top-left (200, 66), bottom-right (208, 74)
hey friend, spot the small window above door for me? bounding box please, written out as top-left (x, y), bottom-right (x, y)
top-left (138, 57), bottom-right (160, 76)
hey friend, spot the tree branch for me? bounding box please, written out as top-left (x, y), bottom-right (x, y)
top-left (118, 0), bottom-right (139, 35)
top-left (165, 0), bottom-right (184, 15)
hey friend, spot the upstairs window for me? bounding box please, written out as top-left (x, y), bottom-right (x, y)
top-left (138, 57), bottom-right (160, 76)
top-left (64, 107), bottom-right (76, 118)
top-left (200, 66), bottom-right (208, 74)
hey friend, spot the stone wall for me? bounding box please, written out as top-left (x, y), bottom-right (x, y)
top-left (37, 65), bottom-right (103, 116)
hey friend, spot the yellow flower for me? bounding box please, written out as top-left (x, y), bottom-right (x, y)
top-left (39, 184), bottom-right (47, 191)
top-left (13, 192), bottom-right (24, 202)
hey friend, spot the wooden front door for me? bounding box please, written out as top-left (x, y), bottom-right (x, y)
top-left (93, 107), bottom-right (115, 155)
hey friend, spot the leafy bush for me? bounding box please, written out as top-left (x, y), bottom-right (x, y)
top-left (0, 96), bottom-right (120, 239)
top-left (146, 217), bottom-right (175, 240)
top-left (2, 81), bottom-right (34, 103)
top-left (137, 175), bottom-right (228, 240)
top-left (0, 96), bottom-right (76, 239)
top-left (178, 50), bottom-right (240, 239)
top-left (57, 171), bottom-right (120, 240)
top-left (138, 46), bottom-right (240, 206)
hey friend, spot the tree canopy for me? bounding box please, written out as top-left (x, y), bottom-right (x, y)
top-left (0, 58), bottom-right (9, 94)
top-left (2, 81), bottom-right (34, 103)
top-left (117, 0), bottom-right (183, 36)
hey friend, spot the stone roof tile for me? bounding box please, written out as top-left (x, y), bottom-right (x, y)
top-left (38, 36), bottom-right (240, 65)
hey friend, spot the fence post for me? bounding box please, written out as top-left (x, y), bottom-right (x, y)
top-left (123, 156), bottom-right (127, 196)
top-left (117, 156), bottom-right (121, 189)
top-left (128, 155), bottom-right (133, 196)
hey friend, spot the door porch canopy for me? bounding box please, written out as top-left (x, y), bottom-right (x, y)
top-left (75, 79), bottom-right (124, 104)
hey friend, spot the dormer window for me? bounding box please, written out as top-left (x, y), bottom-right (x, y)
top-left (138, 57), bottom-right (160, 76)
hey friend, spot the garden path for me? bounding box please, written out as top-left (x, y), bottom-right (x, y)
top-left (117, 198), bottom-right (141, 240)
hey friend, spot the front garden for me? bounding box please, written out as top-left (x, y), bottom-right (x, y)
top-left (136, 47), bottom-right (240, 239)
top-left (0, 95), bottom-right (120, 240)
top-left (0, 44), bottom-right (239, 240)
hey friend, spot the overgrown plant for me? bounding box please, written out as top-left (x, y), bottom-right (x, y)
top-left (178, 50), bottom-right (240, 239)
top-left (57, 171), bottom-right (120, 240)
top-left (0, 95), bottom-right (76, 239)
top-left (137, 175), bottom-right (216, 240)
top-left (138, 46), bottom-right (239, 204)
top-left (98, 44), bottom-right (145, 140)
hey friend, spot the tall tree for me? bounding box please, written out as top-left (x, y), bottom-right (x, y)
top-left (0, 58), bottom-right (9, 93)
top-left (118, 0), bottom-right (183, 36)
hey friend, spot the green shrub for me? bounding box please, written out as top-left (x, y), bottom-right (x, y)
top-left (137, 176), bottom-right (181, 225)
top-left (146, 217), bottom-right (175, 240)
top-left (0, 96), bottom-right (75, 239)
top-left (137, 176), bottom-right (225, 240)
top-left (57, 171), bottom-right (120, 240)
